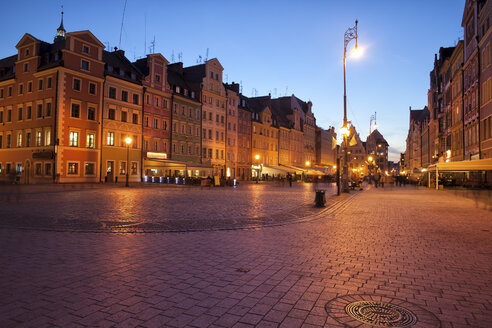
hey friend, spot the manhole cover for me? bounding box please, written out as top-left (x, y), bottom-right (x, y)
top-left (345, 300), bottom-right (417, 327)
top-left (325, 295), bottom-right (441, 327)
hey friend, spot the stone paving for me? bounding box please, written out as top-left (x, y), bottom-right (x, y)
top-left (0, 182), bottom-right (337, 232)
top-left (1, 184), bottom-right (492, 327)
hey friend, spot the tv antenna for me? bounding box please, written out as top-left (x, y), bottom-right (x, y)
top-left (225, 74), bottom-right (228, 83)
top-left (205, 48), bottom-right (209, 61)
top-left (171, 50), bottom-right (175, 63)
top-left (240, 81), bottom-right (243, 94)
top-left (285, 86), bottom-right (288, 96)
top-left (178, 52), bottom-right (183, 62)
top-left (274, 88), bottom-right (277, 97)
top-left (197, 55), bottom-right (202, 63)
top-left (149, 36), bottom-right (155, 54)
top-left (118, 0), bottom-right (127, 49)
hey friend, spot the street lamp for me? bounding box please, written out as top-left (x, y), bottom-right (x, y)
top-left (341, 19), bottom-right (359, 193)
top-left (125, 137), bottom-right (132, 187)
top-left (255, 154), bottom-right (260, 184)
top-left (305, 161), bottom-right (310, 167)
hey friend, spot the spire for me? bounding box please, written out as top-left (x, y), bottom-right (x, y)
top-left (55, 6), bottom-right (66, 41)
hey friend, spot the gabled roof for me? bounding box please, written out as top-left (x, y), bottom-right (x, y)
top-left (367, 129), bottom-right (388, 145)
top-left (248, 96), bottom-right (271, 113)
top-left (16, 33), bottom-right (40, 48)
top-left (0, 55), bottom-right (17, 81)
top-left (103, 50), bottom-right (143, 84)
top-left (67, 30), bottom-right (105, 48)
top-left (183, 63), bottom-right (206, 83)
top-left (409, 106), bottom-right (430, 123)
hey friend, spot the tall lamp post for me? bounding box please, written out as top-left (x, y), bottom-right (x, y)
top-left (255, 154), bottom-right (260, 184)
top-left (341, 19), bottom-right (359, 193)
top-left (125, 137), bottom-right (132, 187)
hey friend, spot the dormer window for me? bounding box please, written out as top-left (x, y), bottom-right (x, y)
top-left (191, 91), bottom-right (195, 98)
top-left (119, 69), bottom-right (124, 77)
top-left (108, 65), bottom-right (113, 72)
top-left (81, 60), bottom-right (90, 71)
top-left (176, 86), bottom-right (180, 93)
top-left (131, 73), bottom-right (136, 80)
top-left (25, 49), bottom-right (30, 56)
top-left (184, 89), bottom-right (188, 96)
top-left (82, 45), bottom-right (89, 54)
top-left (155, 74), bottom-right (161, 82)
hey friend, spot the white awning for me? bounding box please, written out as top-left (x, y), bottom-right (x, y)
top-left (427, 159), bottom-right (492, 172)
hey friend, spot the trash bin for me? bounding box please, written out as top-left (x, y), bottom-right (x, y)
top-left (315, 189), bottom-right (326, 207)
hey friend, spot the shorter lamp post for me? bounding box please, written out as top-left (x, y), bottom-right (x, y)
top-left (255, 154), bottom-right (260, 184)
top-left (125, 137), bottom-right (132, 187)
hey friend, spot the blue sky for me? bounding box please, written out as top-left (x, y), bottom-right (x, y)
top-left (0, 0), bottom-right (466, 161)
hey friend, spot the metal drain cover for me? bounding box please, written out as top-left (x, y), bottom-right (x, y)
top-left (325, 295), bottom-right (441, 327)
top-left (345, 300), bottom-right (417, 327)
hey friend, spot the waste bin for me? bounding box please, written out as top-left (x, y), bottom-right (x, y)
top-left (315, 189), bottom-right (326, 207)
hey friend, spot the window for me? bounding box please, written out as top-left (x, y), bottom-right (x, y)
top-left (47, 78), bottom-right (52, 89)
top-left (163, 120), bottom-right (167, 130)
top-left (37, 104), bottom-right (43, 118)
top-left (155, 74), bottom-right (161, 82)
top-left (85, 163), bottom-right (95, 175)
top-left (86, 133), bottom-right (95, 148)
top-left (26, 132), bottom-right (31, 147)
top-left (216, 114), bottom-right (219, 122)
top-left (0, 89), bottom-right (3, 98)
top-left (121, 90), bottom-right (128, 102)
top-left (68, 162), bottom-right (78, 175)
top-left (221, 150), bottom-right (224, 159)
top-left (131, 162), bottom-right (137, 175)
top-left (46, 103), bottom-right (51, 117)
top-left (107, 132), bottom-right (114, 146)
top-left (203, 147), bottom-right (207, 158)
top-left (132, 113), bottom-right (138, 124)
top-left (44, 129), bottom-right (51, 146)
top-left (6, 134), bottom-right (11, 148)
top-left (28, 82), bottom-right (32, 92)
top-left (73, 78), bottom-right (81, 91)
top-left (71, 104), bottom-right (80, 118)
top-left (19, 84), bottom-right (24, 95)
top-left (109, 87), bottom-right (116, 99)
top-left (89, 83), bottom-right (96, 95)
top-left (216, 149), bottom-right (219, 159)
top-left (121, 111), bottom-right (127, 122)
top-left (216, 131), bottom-right (219, 140)
top-left (108, 108), bottom-right (115, 120)
top-left (208, 149), bottom-right (212, 158)
top-left (45, 163), bottom-right (52, 176)
top-left (18, 107), bottom-right (23, 121)
top-left (155, 97), bottom-right (159, 107)
top-left (17, 132), bottom-right (22, 147)
top-left (154, 118), bottom-right (158, 129)
top-left (69, 131), bottom-right (79, 147)
top-left (208, 130), bottom-right (212, 139)
top-left (7, 109), bottom-right (11, 122)
top-left (88, 107), bottom-right (95, 120)
top-left (221, 116), bottom-right (224, 123)
top-left (82, 45), bottom-right (90, 54)
top-left (163, 99), bottom-right (168, 108)
top-left (35, 163), bottom-right (42, 176)
top-left (81, 60), bottom-right (90, 70)
top-left (145, 117), bottom-right (149, 127)
top-left (24, 63), bottom-right (29, 72)
top-left (8, 86), bottom-right (12, 96)
top-left (133, 94), bottom-right (139, 105)
top-left (36, 131), bottom-right (42, 146)
top-left (0, 111), bottom-right (2, 123)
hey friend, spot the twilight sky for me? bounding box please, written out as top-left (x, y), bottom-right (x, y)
top-left (0, 0), bottom-right (466, 161)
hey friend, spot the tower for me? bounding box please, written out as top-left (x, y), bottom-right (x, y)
top-left (54, 7), bottom-right (66, 41)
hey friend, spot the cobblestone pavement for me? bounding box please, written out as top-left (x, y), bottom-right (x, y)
top-left (0, 182), bottom-right (337, 232)
top-left (1, 185), bottom-right (492, 327)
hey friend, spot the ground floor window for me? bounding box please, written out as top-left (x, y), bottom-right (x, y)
top-left (85, 162), bottom-right (95, 176)
top-left (67, 162), bottom-right (78, 175)
top-left (119, 161), bottom-right (127, 175)
top-left (131, 162), bottom-right (138, 175)
top-left (35, 163), bottom-right (42, 176)
top-left (45, 163), bottom-right (52, 176)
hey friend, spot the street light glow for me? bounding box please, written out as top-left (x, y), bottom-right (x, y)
top-left (351, 45), bottom-right (363, 59)
top-left (340, 126), bottom-right (350, 137)
top-left (255, 154), bottom-right (260, 160)
top-left (125, 137), bottom-right (132, 145)
top-left (305, 161), bottom-right (310, 167)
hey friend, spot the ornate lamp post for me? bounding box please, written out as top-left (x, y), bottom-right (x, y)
top-left (341, 19), bottom-right (359, 193)
top-left (125, 137), bottom-right (132, 187)
top-left (255, 154), bottom-right (260, 184)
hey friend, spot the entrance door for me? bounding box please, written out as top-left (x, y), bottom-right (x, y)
top-left (106, 161), bottom-right (114, 182)
top-left (25, 160), bottom-right (30, 184)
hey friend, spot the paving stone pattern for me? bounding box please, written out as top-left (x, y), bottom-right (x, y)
top-left (1, 185), bottom-right (492, 327)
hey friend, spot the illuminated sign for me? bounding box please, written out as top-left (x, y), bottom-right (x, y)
top-left (147, 152), bottom-right (168, 160)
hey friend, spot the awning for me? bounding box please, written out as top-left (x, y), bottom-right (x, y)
top-left (262, 165), bottom-right (290, 175)
top-left (427, 159), bottom-right (492, 172)
top-left (279, 164), bottom-right (306, 174)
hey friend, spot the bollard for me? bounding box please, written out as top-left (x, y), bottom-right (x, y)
top-left (314, 189), bottom-right (326, 207)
